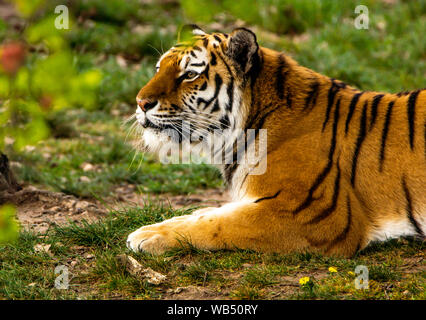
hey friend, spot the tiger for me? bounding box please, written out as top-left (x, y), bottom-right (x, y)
top-left (126, 25), bottom-right (426, 258)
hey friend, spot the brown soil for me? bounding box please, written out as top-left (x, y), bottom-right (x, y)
top-left (163, 285), bottom-right (224, 300)
top-left (112, 184), bottom-right (229, 209)
top-left (0, 187), bottom-right (107, 233)
top-left (1, 184), bottom-right (230, 234)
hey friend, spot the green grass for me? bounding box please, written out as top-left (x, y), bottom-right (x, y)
top-left (293, 1), bottom-right (426, 92)
top-left (1, 204), bottom-right (424, 299)
top-left (10, 108), bottom-right (222, 198)
top-left (1, 0), bottom-right (425, 300)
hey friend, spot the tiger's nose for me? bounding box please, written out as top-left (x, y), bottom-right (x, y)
top-left (136, 98), bottom-right (157, 112)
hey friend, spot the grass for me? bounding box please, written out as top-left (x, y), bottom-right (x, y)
top-left (9, 108), bottom-right (222, 198)
top-left (1, 0), bottom-right (425, 300)
top-left (1, 205), bottom-right (424, 299)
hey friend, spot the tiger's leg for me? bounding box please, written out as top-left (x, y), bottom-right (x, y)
top-left (126, 200), bottom-right (309, 254)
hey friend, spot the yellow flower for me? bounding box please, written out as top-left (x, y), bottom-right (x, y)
top-left (328, 267), bottom-right (338, 273)
top-left (299, 277), bottom-right (310, 285)
top-left (348, 271), bottom-right (355, 276)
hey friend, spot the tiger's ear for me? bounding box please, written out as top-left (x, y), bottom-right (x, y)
top-left (178, 24), bottom-right (206, 42)
top-left (225, 28), bottom-right (259, 74)
top-left (189, 24), bottom-right (206, 36)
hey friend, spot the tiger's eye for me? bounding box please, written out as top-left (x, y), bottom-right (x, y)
top-left (186, 71), bottom-right (197, 79)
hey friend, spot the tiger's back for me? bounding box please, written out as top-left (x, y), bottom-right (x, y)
top-left (242, 47), bottom-right (426, 255)
top-left (338, 88), bottom-right (426, 242)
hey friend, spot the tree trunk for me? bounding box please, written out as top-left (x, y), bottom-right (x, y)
top-left (0, 152), bottom-right (21, 195)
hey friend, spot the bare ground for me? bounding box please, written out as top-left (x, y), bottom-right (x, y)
top-left (1, 185), bottom-right (230, 234)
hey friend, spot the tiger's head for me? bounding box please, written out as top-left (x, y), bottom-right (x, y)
top-left (134, 26), bottom-right (262, 154)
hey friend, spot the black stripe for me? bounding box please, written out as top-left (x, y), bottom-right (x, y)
top-left (240, 105), bottom-right (277, 171)
top-left (210, 52), bottom-right (217, 66)
top-left (286, 90), bottom-right (292, 109)
top-left (293, 98), bottom-right (341, 215)
top-left (226, 78), bottom-right (234, 112)
top-left (189, 62), bottom-right (205, 67)
top-left (193, 45), bottom-right (202, 51)
top-left (275, 54), bottom-right (287, 100)
top-left (354, 241), bottom-right (362, 255)
top-left (345, 92), bottom-right (364, 135)
top-left (303, 82), bottom-right (320, 112)
top-left (243, 103), bottom-right (281, 154)
top-left (197, 73), bottom-right (222, 110)
top-left (369, 94), bottom-right (384, 131)
top-left (213, 34), bottom-right (222, 42)
top-left (307, 194), bottom-right (352, 249)
top-left (328, 195), bottom-right (352, 247)
top-left (254, 105), bottom-right (280, 130)
top-left (216, 52), bottom-right (232, 73)
top-left (253, 103), bottom-right (284, 145)
top-left (170, 104), bottom-right (180, 111)
top-left (379, 100), bottom-right (395, 172)
top-left (254, 190), bottom-right (282, 203)
top-left (186, 103), bottom-right (197, 114)
top-left (350, 101), bottom-right (368, 186)
top-left (184, 57), bottom-right (190, 69)
top-left (212, 73), bottom-right (222, 90)
top-left (223, 105), bottom-right (258, 184)
top-left (203, 64), bottom-right (210, 80)
top-left (223, 163), bottom-right (238, 185)
top-left (407, 90), bottom-right (420, 150)
top-left (190, 51), bottom-right (197, 58)
top-left (234, 104), bottom-right (279, 181)
top-left (306, 163), bottom-right (341, 225)
top-left (402, 176), bottom-right (424, 236)
top-left (211, 100), bottom-right (220, 112)
top-left (199, 81), bottom-right (207, 91)
top-left (218, 114), bottom-right (230, 129)
top-left (176, 73), bottom-right (187, 86)
top-left (207, 123), bottom-right (220, 132)
top-left (248, 48), bottom-right (263, 91)
top-left (215, 52), bottom-right (235, 112)
top-left (239, 172), bottom-right (250, 191)
top-left (322, 81), bottom-right (340, 132)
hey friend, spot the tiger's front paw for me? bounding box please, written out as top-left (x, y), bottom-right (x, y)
top-left (126, 215), bottom-right (196, 254)
top-left (126, 211), bottom-right (222, 254)
top-left (127, 226), bottom-right (172, 254)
